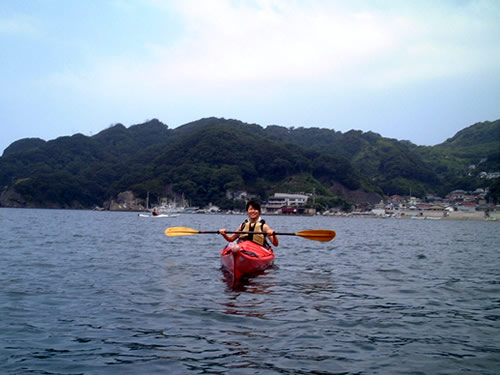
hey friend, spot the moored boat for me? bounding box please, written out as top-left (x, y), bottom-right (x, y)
top-left (220, 240), bottom-right (275, 279)
top-left (138, 213), bottom-right (180, 218)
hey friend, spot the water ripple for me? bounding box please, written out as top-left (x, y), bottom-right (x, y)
top-left (1, 209), bottom-right (499, 374)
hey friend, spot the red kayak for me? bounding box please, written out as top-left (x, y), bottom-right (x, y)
top-left (220, 240), bottom-right (275, 279)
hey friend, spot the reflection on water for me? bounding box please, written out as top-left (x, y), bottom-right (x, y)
top-left (220, 266), bottom-right (275, 292)
top-left (220, 266), bottom-right (277, 319)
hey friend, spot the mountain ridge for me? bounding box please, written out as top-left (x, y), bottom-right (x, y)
top-left (0, 118), bottom-right (498, 210)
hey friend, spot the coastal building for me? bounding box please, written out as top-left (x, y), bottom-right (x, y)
top-left (371, 201), bottom-right (386, 217)
top-left (266, 193), bottom-right (309, 209)
top-left (264, 193), bottom-right (311, 214)
top-left (447, 190), bottom-right (467, 202)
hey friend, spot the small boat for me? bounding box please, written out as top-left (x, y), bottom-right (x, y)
top-left (220, 240), bottom-right (275, 279)
top-left (138, 213), bottom-right (180, 218)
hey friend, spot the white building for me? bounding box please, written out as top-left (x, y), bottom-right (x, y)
top-left (265, 193), bottom-right (309, 210)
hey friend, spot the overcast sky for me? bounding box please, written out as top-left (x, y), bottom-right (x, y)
top-left (1, 0), bottom-right (499, 155)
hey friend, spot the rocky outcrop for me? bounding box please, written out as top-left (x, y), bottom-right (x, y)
top-left (106, 191), bottom-right (145, 211)
top-left (0, 186), bottom-right (28, 208)
top-left (0, 185), bottom-right (86, 209)
top-left (1, 185), bottom-right (145, 211)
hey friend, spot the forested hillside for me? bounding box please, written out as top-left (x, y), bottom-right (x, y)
top-left (0, 118), bottom-right (499, 210)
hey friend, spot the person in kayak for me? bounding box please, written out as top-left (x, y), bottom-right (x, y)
top-left (219, 200), bottom-right (279, 248)
top-left (152, 208), bottom-right (159, 216)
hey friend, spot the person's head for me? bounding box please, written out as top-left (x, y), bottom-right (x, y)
top-left (246, 200), bottom-right (261, 214)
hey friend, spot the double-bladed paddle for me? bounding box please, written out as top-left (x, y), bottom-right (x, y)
top-left (164, 226), bottom-right (336, 242)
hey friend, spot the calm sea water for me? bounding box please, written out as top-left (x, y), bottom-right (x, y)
top-left (1, 208), bottom-right (499, 374)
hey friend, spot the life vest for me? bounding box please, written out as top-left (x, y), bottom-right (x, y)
top-left (238, 219), bottom-right (268, 246)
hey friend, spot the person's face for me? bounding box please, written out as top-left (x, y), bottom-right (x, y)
top-left (247, 205), bottom-right (260, 221)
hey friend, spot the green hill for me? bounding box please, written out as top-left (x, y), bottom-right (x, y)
top-left (0, 118), bottom-right (499, 209)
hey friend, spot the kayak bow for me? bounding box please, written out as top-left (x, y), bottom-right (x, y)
top-left (220, 240), bottom-right (274, 279)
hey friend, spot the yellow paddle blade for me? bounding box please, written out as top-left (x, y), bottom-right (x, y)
top-left (295, 230), bottom-right (336, 242)
top-left (164, 226), bottom-right (201, 236)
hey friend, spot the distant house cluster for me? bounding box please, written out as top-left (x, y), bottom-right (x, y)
top-left (223, 188), bottom-right (498, 220)
top-left (367, 188), bottom-right (498, 220)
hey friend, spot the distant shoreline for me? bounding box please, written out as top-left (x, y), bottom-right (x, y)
top-left (2, 206), bottom-right (498, 222)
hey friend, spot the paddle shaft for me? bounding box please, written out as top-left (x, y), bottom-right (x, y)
top-left (165, 227), bottom-right (336, 241)
top-left (198, 230), bottom-right (286, 236)
top-left (225, 230), bottom-right (335, 241)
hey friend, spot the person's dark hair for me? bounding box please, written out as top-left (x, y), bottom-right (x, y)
top-left (246, 200), bottom-right (261, 213)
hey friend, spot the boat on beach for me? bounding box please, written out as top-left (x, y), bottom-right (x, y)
top-left (220, 240), bottom-right (275, 279)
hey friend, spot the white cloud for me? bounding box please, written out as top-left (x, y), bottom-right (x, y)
top-left (43, 0), bottom-right (500, 98)
top-left (0, 14), bottom-right (40, 36)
